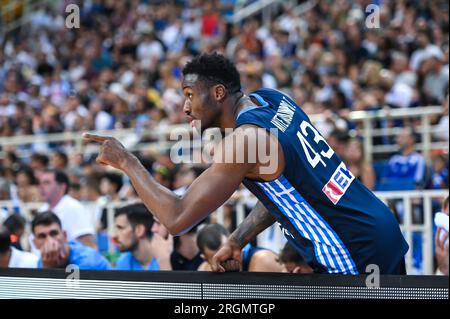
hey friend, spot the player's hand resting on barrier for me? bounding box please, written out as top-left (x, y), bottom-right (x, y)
top-left (83, 133), bottom-right (131, 170)
top-left (211, 239), bottom-right (242, 272)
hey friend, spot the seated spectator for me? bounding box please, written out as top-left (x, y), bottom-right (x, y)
top-left (98, 171), bottom-right (124, 231)
top-left (169, 165), bottom-right (205, 271)
top-left (383, 127), bottom-right (427, 271)
top-left (435, 197), bottom-right (449, 276)
top-left (344, 138), bottom-right (376, 190)
top-left (3, 214), bottom-right (26, 250)
top-left (171, 224), bottom-right (204, 271)
top-left (0, 226), bottom-right (38, 268)
top-left (15, 167), bottom-right (42, 203)
top-left (0, 178), bottom-right (11, 221)
top-left (32, 212), bottom-right (111, 270)
top-left (383, 127), bottom-right (427, 190)
top-left (326, 129), bottom-right (350, 159)
top-left (37, 169), bottom-right (96, 248)
top-left (197, 224), bottom-right (282, 272)
top-left (29, 153), bottom-right (49, 174)
top-left (51, 151), bottom-right (69, 171)
top-left (278, 242), bottom-right (313, 274)
top-left (114, 203), bottom-right (172, 271)
top-left (427, 153), bottom-right (449, 190)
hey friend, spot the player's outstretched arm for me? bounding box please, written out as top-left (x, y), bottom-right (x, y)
top-left (83, 132), bottom-right (256, 236)
top-left (211, 200), bottom-right (276, 272)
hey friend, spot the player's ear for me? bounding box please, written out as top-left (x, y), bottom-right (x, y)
top-left (214, 84), bottom-right (226, 102)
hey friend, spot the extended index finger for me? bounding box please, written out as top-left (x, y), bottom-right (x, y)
top-left (82, 132), bottom-right (110, 143)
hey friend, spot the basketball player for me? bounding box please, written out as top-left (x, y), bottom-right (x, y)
top-left (83, 53), bottom-right (408, 274)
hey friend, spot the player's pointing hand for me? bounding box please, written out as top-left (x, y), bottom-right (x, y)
top-left (83, 133), bottom-right (130, 170)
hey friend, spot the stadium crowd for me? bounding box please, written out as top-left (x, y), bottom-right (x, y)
top-left (0, 0), bottom-right (448, 274)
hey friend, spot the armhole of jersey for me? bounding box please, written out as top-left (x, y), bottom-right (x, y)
top-left (249, 92), bottom-right (269, 107)
top-left (236, 92), bottom-right (270, 122)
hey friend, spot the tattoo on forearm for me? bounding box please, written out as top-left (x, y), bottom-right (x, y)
top-left (230, 201), bottom-right (275, 248)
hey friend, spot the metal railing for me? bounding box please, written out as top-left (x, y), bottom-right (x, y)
top-left (349, 106), bottom-right (446, 163)
top-left (1, 106), bottom-right (446, 163)
top-left (309, 105), bottom-right (447, 163)
top-left (376, 189), bottom-right (448, 275)
top-left (1, 189), bottom-right (448, 274)
top-left (254, 189), bottom-right (449, 275)
top-left (232, 0), bottom-right (283, 25)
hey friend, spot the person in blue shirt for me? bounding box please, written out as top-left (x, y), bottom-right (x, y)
top-left (32, 212), bottom-right (111, 270)
top-left (84, 53), bottom-right (408, 275)
top-left (114, 203), bottom-right (172, 271)
top-left (384, 127), bottom-right (427, 190)
top-left (197, 223), bottom-right (282, 272)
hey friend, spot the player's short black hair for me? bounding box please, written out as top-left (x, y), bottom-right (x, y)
top-left (114, 203), bottom-right (154, 239)
top-left (182, 52), bottom-right (241, 94)
top-left (31, 211), bottom-right (62, 234)
top-left (196, 223), bottom-right (230, 253)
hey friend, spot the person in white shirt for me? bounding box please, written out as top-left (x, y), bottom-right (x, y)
top-left (37, 169), bottom-right (96, 248)
top-left (0, 226), bottom-right (38, 268)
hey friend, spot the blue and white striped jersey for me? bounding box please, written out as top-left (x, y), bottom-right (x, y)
top-left (236, 88), bottom-right (409, 274)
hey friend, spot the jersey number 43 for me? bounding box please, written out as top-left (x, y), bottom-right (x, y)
top-left (297, 121), bottom-right (334, 168)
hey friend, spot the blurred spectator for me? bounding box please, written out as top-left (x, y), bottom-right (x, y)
top-left (15, 167), bottom-right (42, 202)
top-left (327, 129), bottom-right (350, 159)
top-left (344, 138), bottom-right (376, 190)
top-left (113, 203), bottom-right (172, 271)
top-left (38, 169), bottom-right (96, 248)
top-left (197, 223), bottom-right (282, 272)
top-left (383, 127), bottom-right (427, 190)
top-left (97, 171), bottom-right (124, 231)
top-left (421, 50), bottom-right (449, 104)
top-left (80, 175), bottom-right (104, 230)
top-left (380, 69), bottom-right (414, 108)
top-left (173, 165), bottom-right (204, 195)
top-left (390, 51), bottom-right (417, 88)
top-left (435, 197), bottom-right (449, 275)
top-left (29, 153), bottom-right (49, 173)
top-left (434, 94), bottom-right (449, 141)
top-left (169, 165), bottom-right (205, 270)
top-left (152, 163), bottom-right (173, 189)
top-left (32, 212), bottom-right (111, 270)
top-left (427, 153), bottom-right (449, 190)
top-left (0, 178), bottom-right (11, 221)
top-left (0, 225), bottom-right (38, 268)
top-left (3, 214), bottom-right (26, 250)
top-left (278, 242), bottom-right (313, 274)
top-left (51, 151), bottom-right (69, 171)
top-left (410, 31), bottom-right (444, 72)
top-left (100, 172), bottom-right (123, 202)
top-left (171, 224), bottom-right (203, 271)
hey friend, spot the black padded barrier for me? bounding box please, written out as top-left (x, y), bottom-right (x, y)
top-left (0, 268), bottom-right (448, 299)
